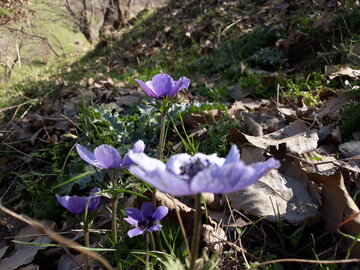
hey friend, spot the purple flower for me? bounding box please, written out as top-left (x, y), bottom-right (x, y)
top-left (76, 140), bottom-right (145, 169)
top-left (129, 145), bottom-right (280, 196)
top-left (135, 73), bottom-right (190, 99)
top-left (56, 188), bottom-right (101, 215)
top-left (124, 202), bottom-right (168, 238)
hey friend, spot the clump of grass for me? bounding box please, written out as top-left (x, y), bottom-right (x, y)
top-left (188, 27), bottom-right (281, 75)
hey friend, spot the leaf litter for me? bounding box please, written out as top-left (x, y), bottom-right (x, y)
top-left (1, 0), bottom-right (360, 268)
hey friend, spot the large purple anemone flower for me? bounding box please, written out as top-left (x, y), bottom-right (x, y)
top-left (135, 73), bottom-right (190, 99)
top-left (76, 140), bottom-right (145, 170)
top-left (56, 188), bottom-right (101, 215)
top-left (129, 145), bottom-right (280, 196)
top-left (124, 202), bottom-right (168, 238)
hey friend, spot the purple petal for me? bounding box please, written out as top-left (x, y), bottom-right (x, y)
top-left (76, 144), bottom-right (102, 168)
top-left (127, 228), bottom-right (144, 238)
top-left (193, 153), bottom-right (225, 167)
top-left (166, 153), bottom-right (192, 175)
top-left (124, 217), bottom-right (139, 226)
top-left (149, 73), bottom-right (175, 98)
top-left (224, 145), bottom-right (240, 165)
top-left (170, 76), bottom-right (190, 96)
top-left (190, 162), bottom-right (255, 194)
top-left (147, 224), bottom-right (162, 232)
top-left (153, 206), bottom-right (168, 221)
top-left (135, 79), bottom-right (159, 99)
top-left (94, 145), bottom-right (122, 169)
top-left (128, 151), bottom-right (166, 171)
top-left (126, 207), bottom-right (143, 221)
top-left (87, 190), bottom-right (101, 212)
top-left (129, 166), bottom-right (193, 196)
top-left (141, 202), bottom-right (154, 217)
top-left (121, 140), bottom-right (146, 167)
top-left (233, 158), bottom-right (280, 190)
top-left (66, 196), bottom-right (88, 215)
top-left (56, 194), bottom-right (69, 209)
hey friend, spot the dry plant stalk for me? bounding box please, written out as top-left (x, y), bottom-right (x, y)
top-left (0, 204), bottom-right (114, 270)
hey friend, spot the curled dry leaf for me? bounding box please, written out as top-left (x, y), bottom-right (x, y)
top-left (202, 224), bottom-right (226, 252)
top-left (326, 65), bottom-right (360, 80)
top-left (308, 171), bottom-right (360, 258)
top-left (0, 221), bottom-right (55, 270)
top-left (227, 169), bottom-right (319, 223)
top-left (227, 147), bottom-right (319, 223)
top-left (232, 119), bottom-right (319, 155)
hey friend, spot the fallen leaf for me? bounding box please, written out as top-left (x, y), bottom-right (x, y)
top-left (227, 148), bottom-right (319, 223)
top-left (0, 221), bottom-right (55, 270)
top-left (308, 171), bottom-right (360, 257)
top-left (339, 140), bottom-right (360, 158)
top-left (57, 253), bottom-right (87, 270)
top-left (202, 224), bottom-right (226, 252)
top-left (326, 65), bottom-right (360, 80)
top-left (232, 120), bottom-right (319, 155)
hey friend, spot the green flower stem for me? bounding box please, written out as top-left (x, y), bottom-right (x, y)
top-left (190, 193), bottom-right (202, 270)
top-left (146, 233), bottom-right (150, 270)
top-left (83, 223), bottom-right (90, 270)
top-left (110, 170), bottom-right (122, 270)
top-left (156, 111), bottom-right (167, 160)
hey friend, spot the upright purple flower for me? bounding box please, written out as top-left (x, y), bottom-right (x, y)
top-left (124, 202), bottom-right (168, 238)
top-left (56, 188), bottom-right (101, 215)
top-left (76, 140), bottom-right (145, 169)
top-left (129, 145), bottom-right (280, 196)
top-left (135, 73), bottom-right (190, 99)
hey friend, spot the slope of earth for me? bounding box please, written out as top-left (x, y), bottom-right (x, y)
top-left (1, 0), bottom-right (360, 269)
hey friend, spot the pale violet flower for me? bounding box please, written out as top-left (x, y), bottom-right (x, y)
top-left (129, 145), bottom-right (280, 196)
top-left (56, 188), bottom-right (101, 215)
top-left (124, 202), bottom-right (168, 238)
top-left (76, 140), bottom-right (145, 169)
top-left (135, 73), bottom-right (190, 99)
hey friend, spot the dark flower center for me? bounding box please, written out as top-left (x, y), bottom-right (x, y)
top-left (138, 216), bottom-right (155, 230)
top-left (180, 158), bottom-right (211, 178)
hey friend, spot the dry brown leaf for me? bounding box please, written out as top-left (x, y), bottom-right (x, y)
top-left (326, 65), bottom-right (360, 80)
top-left (227, 169), bottom-right (319, 223)
top-left (0, 221), bottom-right (55, 270)
top-left (316, 90), bottom-right (349, 120)
top-left (17, 264), bottom-right (39, 270)
top-left (57, 253), bottom-right (87, 270)
top-left (155, 191), bottom-right (193, 213)
top-left (232, 120), bottom-right (319, 155)
top-left (243, 114), bottom-right (263, 136)
top-left (308, 171), bottom-right (360, 257)
top-left (227, 147), bottom-right (319, 223)
top-left (202, 224), bottom-right (226, 252)
top-left (339, 141), bottom-right (360, 158)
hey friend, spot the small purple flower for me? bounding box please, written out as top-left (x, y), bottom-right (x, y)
top-left (124, 202), bottom-right (168, 238)
top-left (135, 73), bottom-right (190, 99)
top-left (76, 140), bottom-right (145, 169)
top-left (129, 145), bottom-right (280, 196)
top-left (56, 188), bottom-right (101, 215)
